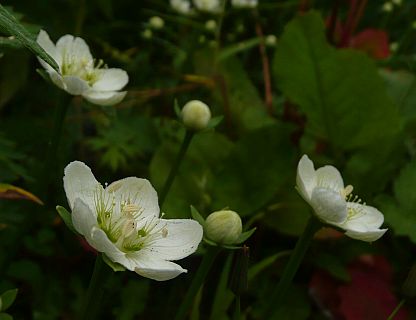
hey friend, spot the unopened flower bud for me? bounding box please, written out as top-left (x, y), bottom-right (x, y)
top-left (381, 2), bottom-right (393, 12)
top-left (142, 29), bottom-right (153, 39)
top-left (265, 35), bottom-right (277, 47)
top-left (205, 210), bottom-right (242, 244)
top-left (181, 100), bottom-right (211, 131)
top-left (149, 16), bottom-right (165, 29)
top-left (205, 20), bottom-right (217, 32)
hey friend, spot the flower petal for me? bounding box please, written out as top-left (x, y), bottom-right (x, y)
top-left (82, 90), bottom-right (127, 106)
top-left (145, 219), bottom-right (203, 260)
top-left (132, 251), bottom-right (187, 281)
top-left (88, 227), bottom-right (133, 267)
top-left (72, 198), bottom-right (97, 236)
top-left (296, 154), bottom-right (317, 200)
top-left (62, 75), bottom-right (90, 95)
top-left (345, 228), bottom-right (387, 242)
top-left (316, 165), bottom-right (344, 193)
top-left (48, 71), bottom-right (65, 90)
top-left (56, 34), bottom-right (93, 64)
top-left (92, 68), bottom-right (129, 91)
top-left (36, 30), bottom-right (60, 71)
top-left (106, 177), bottom-right (160, 219)
top-left (310, 187), bottom-right (347, 224)
top-left (63, 161), bottom-right (102, 211)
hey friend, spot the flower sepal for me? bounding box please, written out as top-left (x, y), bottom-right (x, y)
top-left (56, 205), bottom-right (77, 234)
top-left (102, 254), bottom-right (126, 272)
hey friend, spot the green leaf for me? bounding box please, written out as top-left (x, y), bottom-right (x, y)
top-left (102, 254), bottom-right (126, 272)
top-left (211, 123), bottom-right (296, 216)
top-left (0, 313), bottom-right (13, 320)
top-left (0, 289), bottom-right (17, 312)
top-left (235, 227), bottom-right (256, 244)
top-left (0, 4), bottom-right (59, 72)
top-left (56, 206), bottom-right (76, 234)
top-left (190, 206), bottom-right (205, 226)
top-left (274, 11), bottom-right (401, 151)
top-left (376, 160), bottom-right (416, 243)
top-left (218, 37), bottom-right (261, 61)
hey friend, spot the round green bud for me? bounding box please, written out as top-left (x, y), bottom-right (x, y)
top-left (181, 100), bottom-right (211, 131)
top-left (205, 210), bottom-right (242, 244)
top-left (149, 16), bottom-right (165, 30)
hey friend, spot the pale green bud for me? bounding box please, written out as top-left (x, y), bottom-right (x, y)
top-left (181, 100), bottom-right (211, 131)
top-left (142, 29), bottom-right (153, 39)
top-left (205, 210), bottom-right (242, 244)
top-left (265, 35), bottom-right (277, 47)
top-left (205, 20), bottom-right (217, 32)
top-left (149, 16), bottom-right (165, 29)
top-left (382, 2), bottom-right (393, 12)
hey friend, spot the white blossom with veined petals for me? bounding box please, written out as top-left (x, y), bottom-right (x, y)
top-left (63, 161), bottom-right (203, 281)
top-left (36, 30), bottom-right (128, 106)
top-left (296, 155), bottom-right (387, 242)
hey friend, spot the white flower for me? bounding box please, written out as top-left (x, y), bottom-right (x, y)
top-left (265, 35), bottom-right (277, 47)
top-left (36, 30), bottom-right (128, 106)
top-left (205, 19), bottom-right (217, 32)
top-left (63, 161), bottom-right (203, 281)
top-left (170, 0), bottom-right (193, 14)
top-left (296, 155), bottom-right (387, 242)
top-left (232, 0), bottom-right (257, 8)
top-left (193, 0), bottom-right (221, 13)
top-left (381, 2), bottom-right (393, 12)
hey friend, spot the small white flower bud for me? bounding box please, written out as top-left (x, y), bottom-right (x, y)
top-left (205, 20), bottom-right (217, 32)
top-left (265, 35), bottom-right (277, 47)
top-left (381, 2), bottom-right (393, 12)
top-left (181, 100), bottom-right (211, 131)
top-left (205, 210), bottom-right (242, 244)
top-left (142, 29), bottom-right (153, 39)
top-left (149, 16), bottom-right (165, 29)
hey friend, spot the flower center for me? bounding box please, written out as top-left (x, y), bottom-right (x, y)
top-left (93, 187), bottom-right (168, 253)
top-left (61, 54), bottom-right (103, 86)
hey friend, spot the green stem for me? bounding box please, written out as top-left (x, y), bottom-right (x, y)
top-left (387, 299), bottom-right (406, 320)
top-left (159, 130), bottom-right (194, 207)
top-left (175, 246), bottom-right (220, 320)
top-left (264, 216), bottom-right (321, 318)
top-left (233, 295), bottom-right (241, 320)
top-left (80, 255), bottom-right (107, 320)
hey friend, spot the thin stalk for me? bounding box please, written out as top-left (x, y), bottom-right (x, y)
top-left (233, 296), bottom-right (241, 320)
top-left (175, 246), bottom-right (221, 320)
top-left (80, 255), bottom-right (107, 320)
top-left (159, 130), bottom-right (194, 207)
top-left (213, 0), bottom-right (228, 69)
top-left (264, 216), bottom-right (321, 318)
top-left (387, 299), bottom-right (406, 320)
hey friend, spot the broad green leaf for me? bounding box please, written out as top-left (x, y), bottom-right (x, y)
top-left (0, 313), bottom-right (12, 320)
top-left (0, 289), bottom-right (17, 312)
top-left (56, 206), bottom-right (76, 233)
top-left (0, 4), bottom-right (59, 72)
top-left (274, 11), bottom-right (401, 151)
top-left (376, 160), bottom-right (416, 243)
top-left (211, 123), bottom-right (296, 216)
top-left (0, 183), bottom-right (42, 204)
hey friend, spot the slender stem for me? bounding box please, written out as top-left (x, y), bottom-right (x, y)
top-left (175, 246), bottom-right (220, 320)
top-left (233, 295), bottom-right (241, 320)
top-left (159, 130), bottom-right (194, 207)
top-left (264, 216), bottom-right (321, 318)
top-left (80, 255), bottom-right (107, 320)
top-left (387, 299), bottom-right (406, 320)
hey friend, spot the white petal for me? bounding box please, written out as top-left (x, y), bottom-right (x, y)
top-left (88, 227), bottom-right (133, 267)
top-left (316, 165), bottom-right (344, 193)
top-left (310, 187), bottom-right (347, 224)
top-left (344, 203), bottom-right (385, 231)
top-left (56, 34), bottom-right (93, 64)
top-left (296, 155), bottom-right (317, 200)
top-left (145, 219), bottom-right (203, 260)
top-left (132, 251), bottom-right (187, 281)
top-left (63, 161), bottom-right (102, 211)
top-left (344, 229), bottom-right (387, 242)
top-left (82, 90), bottom-right (127, 106)
top-left (72, 198), bottom-right (97, 236)
top-left (92, 68), bottom-right (129, 91)
top-left (62, 75), bottom-right (90, 95)
top-left (106, 177), bottom-right (160, 219)
top-left (48, 71), bottom-right (65, 90)
top-left (36, 30), bottom-right (60, 71)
